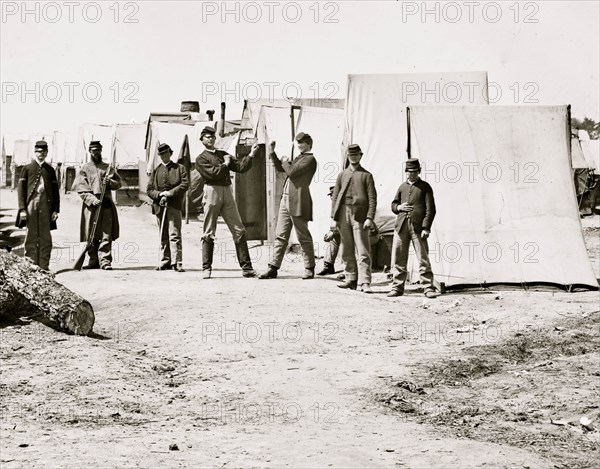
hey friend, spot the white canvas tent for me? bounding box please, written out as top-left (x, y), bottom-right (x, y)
top-left (256, 106), bottom-right (295, 148)
top-left (12, 140), bottom-right (30, 166)
top-left (579, 136), bottom-right (600, 172)
top-left (114, 124), bottom-right (147, 168)
top-left (3, 133), bottom-right (29, 159)
top-left (52, 131), bottom-right (78, 165)
top-left (408, 104), bottom-right (598, 289)
top-left (344, 72), bottom-right (489, 234)
top-left (571, 137), bottom-right (589, 169)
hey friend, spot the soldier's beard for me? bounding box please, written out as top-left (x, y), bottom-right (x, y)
top-left (91, 155), bottom-right (102, 164)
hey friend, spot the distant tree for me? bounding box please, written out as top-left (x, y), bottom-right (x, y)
top-left (572, 116), bottom-right (599, 139)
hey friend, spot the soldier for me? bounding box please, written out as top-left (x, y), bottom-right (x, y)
top-left (16, 140), bottom-right (60, 270)
top-left (72, 140), bottom-right (122, 270)
top-left (388, 158), bottom-right (438, 298)
top-left (259, 133), bottom-right (317, 280)
top-left (330, 144), bottom-right (377, 293)
top-left (147, 143), bottom-right (189, 272)
top-left (195, 126), bottom-right (259, 278)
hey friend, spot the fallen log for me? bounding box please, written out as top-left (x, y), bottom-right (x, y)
top-left (0, 250), bottom-right (94, 335)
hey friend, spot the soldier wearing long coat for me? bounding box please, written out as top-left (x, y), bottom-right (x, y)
top-left (16, 140), bottom-right (60, 270)
top-left (72, 140), bottom-right (121, 270)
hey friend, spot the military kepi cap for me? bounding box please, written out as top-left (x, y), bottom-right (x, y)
top-left (405, 158), bottom-right (421, 171)
top-left (295, 132), bottom-right (311, 143)
top-left (200, 126), bottom-right (216, 138)
top-left (34, 140), bottom-right (48, 150)
top-left (347, 144), bottom-right (362, 155)
top-left (157, 143), bottom-right (173, 155)
top-left (89, 140), bottom-right (103, 150)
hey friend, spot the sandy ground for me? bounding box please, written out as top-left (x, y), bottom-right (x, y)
top-left (1, 187), bottom-right (599, 468)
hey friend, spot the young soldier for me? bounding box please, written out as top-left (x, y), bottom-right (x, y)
top-left (195, 126), bottom-right (259, 278)
top-left (388, 158), bottom-right (438, 298)
top-left (329, 144), bottom-right (377, 293)
top-left (147, 143), bottom-right (189, 272)
top-left (259, 133), bottom-right (317, 280)
top-left (16, 140), bottom-right (60, 270)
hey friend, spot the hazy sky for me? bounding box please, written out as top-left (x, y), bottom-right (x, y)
top-left (1, 0), bottom-right (599, 136)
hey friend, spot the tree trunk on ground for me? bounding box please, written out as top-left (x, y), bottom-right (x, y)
top-left (0, 250), bottom-right (94, 335)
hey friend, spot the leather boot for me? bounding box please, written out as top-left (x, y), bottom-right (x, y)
top-left (201, 238), bottom-right (214, 272)
top-left (317, 262), bottom-right (335, 276)
top-left (337, 280), bottom-right (357, 290)
top-left (302, 267), bottom-right (315, 279)
top-left (258, 265), bottom-right (278, 279)
top-left (235, 234), bottom-right (255, 274)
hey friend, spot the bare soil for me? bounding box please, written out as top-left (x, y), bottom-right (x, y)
top-left (1, 188), bottom-right (598, 468)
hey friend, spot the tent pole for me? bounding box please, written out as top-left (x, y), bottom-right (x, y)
top-left (185, 190), bottom-right (189, 224)
top-left (183, 136), bottom-right (190, 225)
top-left (567, 104), bottom-right (572, 159)
top-left (290, 105), bottom-right (301, 160)
top-left (406, 107), bottom-right (411, 158)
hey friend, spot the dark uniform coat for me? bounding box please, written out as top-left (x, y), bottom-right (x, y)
top-left (195, 149), bottom-right (253, 186)
top-left (16, 161), bottom-right (60, 229)
top-left (147, 161), bottom-right (189, 214)
top-left (391, 179), bottom-right (436, 234)
top-left (330, 165), bottom-right (377, 224)
top-left (269, 151), bottom-right (317, 221)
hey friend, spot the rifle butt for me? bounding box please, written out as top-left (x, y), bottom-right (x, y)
top-left (73, 244), bottom-right (90, 271)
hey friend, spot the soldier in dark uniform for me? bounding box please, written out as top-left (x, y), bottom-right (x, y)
top-left (72, 140), bottom-right (122, 270)
top-left (330, 144), bottom-right (377, 293)
top-left (16, 140), bottom-right (60, 270)
top-left (258, 133), bottom-right (318, 280)
top-left (147, 143), bottom-right (189, 272)
top-left (195, 126), bottom-right (260, 278)
top-left (388, 158), bottom-right (438, 298)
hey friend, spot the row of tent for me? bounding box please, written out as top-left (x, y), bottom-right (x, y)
top-left (1, 71), bottom-right (598, 289)
top-left (1, 124), bottom-right (147, 168)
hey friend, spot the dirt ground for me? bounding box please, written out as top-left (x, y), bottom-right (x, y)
top-left (1, 187), bottom-right (599, 468)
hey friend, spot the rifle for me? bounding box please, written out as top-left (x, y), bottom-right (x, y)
top-left (73, 162), bottom-right (113, 270)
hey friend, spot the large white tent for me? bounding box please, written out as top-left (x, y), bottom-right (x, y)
top-left (114, 124), bottom-right (147, 169)
top-left (408, 105), bottom-right (598, 289)
top-left (344, 72), bottom-right (489, 234)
